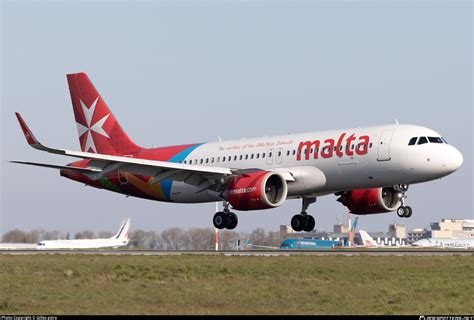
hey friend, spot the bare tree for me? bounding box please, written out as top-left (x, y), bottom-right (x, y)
top-left (129, 229), bottom-right (146, 248)
top-left (97, 231), bottom-right (114, 239)
top-left (188, 228), bottom-right (214, 250)
top-left (44, 230), bottom-right (65, 240)
top-left (161, 227), bottom-right (186, 250)
top-left (2, 229), bottom-right (27, 243)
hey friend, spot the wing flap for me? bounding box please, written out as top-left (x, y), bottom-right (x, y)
top-left (10, 161), bottom-right (102, 173)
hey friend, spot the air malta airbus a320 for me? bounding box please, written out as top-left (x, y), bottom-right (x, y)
top-left (13, 73), bottom-right (463, 231)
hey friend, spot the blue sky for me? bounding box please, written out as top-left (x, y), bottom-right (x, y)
top-left (1, 1), bottom-right (472, 235)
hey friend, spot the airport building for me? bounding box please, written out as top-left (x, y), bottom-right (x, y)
top-left (279, 218), bottom-right (473, 246)
top-left (406, 228), bottom-right (428, 243)
top-left (429, 219), bottom-right (474, 238)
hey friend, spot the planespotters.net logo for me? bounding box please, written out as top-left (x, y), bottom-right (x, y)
top-left (228, 187), bottom-right (257, 195)
top-left (419, 316), bottom-right (474, 320)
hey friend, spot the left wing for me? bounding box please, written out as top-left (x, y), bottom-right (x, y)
top-left (13, 112), bottom-right (236, 193)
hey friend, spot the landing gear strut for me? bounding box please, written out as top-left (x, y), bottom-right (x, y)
top-left (213, 201), bottom-right (238, 230)
top-left (395, 184), bottom-right (412, 218)
top-left (291, 197), bottom-right (316, 232)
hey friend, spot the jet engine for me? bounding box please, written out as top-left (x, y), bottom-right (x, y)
top-left (336, 187), bottom-right (401, 215)
top-left (225, 171), bottom-right (288, 210)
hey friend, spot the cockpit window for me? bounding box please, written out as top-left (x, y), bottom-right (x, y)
top-left (417, 137), bottom-right (428, 145)
top-left (428, 137), bottom-right (443, 144)
top-left (408, 137), bottom-right (417, 145)
top-left (441, 137), bottom-right (448, 144)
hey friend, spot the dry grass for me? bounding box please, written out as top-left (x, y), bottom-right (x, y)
top-left (0, 254), bottom-right (472, 315)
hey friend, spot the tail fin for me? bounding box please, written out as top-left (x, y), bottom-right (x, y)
top-left (112, 219), bottom-right (131, 240)
top-left (359, 230), bottom-right (377, 247)
top-left (67, 72), bottom-right (141, 155)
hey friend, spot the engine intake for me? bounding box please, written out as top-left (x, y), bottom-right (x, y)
top-left (336, 187), bottom-right (401, 215)
top-left (226, 171), bottom-right (288, 210)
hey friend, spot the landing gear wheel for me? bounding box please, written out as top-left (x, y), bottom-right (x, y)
top-left (397, 206), bottom-right (413, 218)
top-left (404, 206), bottom-right (412, 218)
top-left (397, 206), bottom-right (406, 218)
top-left (213, 212), bottom-right (229, 229)
top-left (291, 215), bottom-right (305, 232)
top-left (227, 212), bottom-right (238, 230)
top-left (303, 215), bottom-right (315, 232)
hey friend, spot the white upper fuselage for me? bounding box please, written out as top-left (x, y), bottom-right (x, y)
top-left (169, 124), bottom-right (463, 203)
top-left (37, 238), bottom-right (128, 249)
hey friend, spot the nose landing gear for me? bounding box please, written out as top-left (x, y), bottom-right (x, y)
top-left (395, 184), bottom-right (413, 218)
top-left (290, 197), bottom-right (317, 232)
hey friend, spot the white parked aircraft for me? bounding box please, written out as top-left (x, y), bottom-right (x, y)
top-left (358, 230), bottom-right (409, 248)
top-left (412, 238), bottom-right (474, 249)
top-left (13, 73), bottom-right (463, 231)
top-left (36, 219), bottom-right (130, 249)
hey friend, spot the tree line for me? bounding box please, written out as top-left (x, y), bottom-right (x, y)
top-left (1, 227), bottom-right (285, 250)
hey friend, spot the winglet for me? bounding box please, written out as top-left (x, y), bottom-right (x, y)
top-left (15, 112), bottom-right (40, 146)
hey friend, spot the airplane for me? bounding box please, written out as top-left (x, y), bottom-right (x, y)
top-left (246, 238), bottom-right (344, 250)
top-left (358, 230), bottom-right (382, 248)
top-left (358, 230), bottom-right (413, 248)
top-left (412, 238), bottom-right (474, 249)
top-left (36, 219), bottom-right (130, 249)
top-left (12, 72), bottom-right (463, 231)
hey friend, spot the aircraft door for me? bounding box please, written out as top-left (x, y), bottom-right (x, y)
top-left (276, 148), bottom-right (283, 164)
top-left (377, 129), bottom-right (395, 161)
top-left (266, 148), bottom-right (274, 165)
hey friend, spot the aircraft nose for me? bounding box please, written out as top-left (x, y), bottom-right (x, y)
top-left (443, 146), bottom-right (463, 173)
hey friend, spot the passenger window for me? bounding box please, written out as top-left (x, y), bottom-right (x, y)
top-left (310, 148), bottom-right (313, 153)
top-left (200, 159), bottom-right (203, 164)
top-left (222, 157), bottom-right (226, 162)
top-left (239, 155), bottom-right (243, 160)
top-left (262, 153), bottom-right (265, 158)
top-left (428, 137), bottom-right (443, 144)
top-left (228, 156), bottom-right (231, 161)
top-left (206, 158), bottom-right (209, 164)
top-left (269, 152), bottom-right (273, 158)
top-left (418, 137), bottom-right (428, 145)
top-left (256, 153), bottom-right (260, 159)
top-left (245, 155), bottom-right (248, 160)
top-left (211, 158), bottom-right (215, 163)
top-left (278, 151), bottom-right (282, 157)
top-left (408, 137), bottom-right (417, 146)
top-left (217, 157), bottom-right (220, 163)
top-left (194, 159), bottom-right (198, 164)
top-left (286, 150), bottom-right (290, 156)
top-left (369, 143), bottom-right (373, 148)
top-left (292, 150), bottom-right (296, 155)
top-left (234, 156), bottom-right (237, 161)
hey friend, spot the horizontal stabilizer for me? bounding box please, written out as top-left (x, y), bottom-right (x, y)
top-left (10, 161), bottom-right (101, 173)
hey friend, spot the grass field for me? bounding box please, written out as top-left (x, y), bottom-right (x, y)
top-left (0, 254), bottom-right (472, 315)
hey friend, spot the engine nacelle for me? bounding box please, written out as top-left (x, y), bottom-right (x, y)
top-left (225, 171), bottom-right (288, 211)
top-left (336, 187), bottom-right (401, 215)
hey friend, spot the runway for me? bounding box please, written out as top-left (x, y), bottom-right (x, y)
top-left (1, 249), bottom-right (473, 256)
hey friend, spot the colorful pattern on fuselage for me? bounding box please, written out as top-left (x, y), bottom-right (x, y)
top-left (62, 143), bottom-right (205, 202)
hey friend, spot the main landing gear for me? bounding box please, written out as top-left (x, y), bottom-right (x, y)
top-left (213, 202), bottom-right (238, 230)
top-left (291, 197), bottom-right (317, 232)
top-left (395, 184), bottom-right (412, 218)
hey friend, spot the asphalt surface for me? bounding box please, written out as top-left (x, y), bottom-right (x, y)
top-left (1, 249), bottom-right (473, 256)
